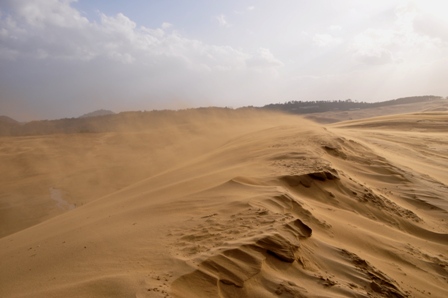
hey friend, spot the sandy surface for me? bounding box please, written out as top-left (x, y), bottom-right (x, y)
top-left (305, 98), bottom-right (448, 124)
top-left (0, 107), bottom-right (447, 297)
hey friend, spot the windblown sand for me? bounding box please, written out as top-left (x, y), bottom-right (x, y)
top-left (0, 108), bottom-right (447, 297)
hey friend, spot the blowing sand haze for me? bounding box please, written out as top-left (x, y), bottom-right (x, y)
top-left (0, 108), bottom-right (447, 297)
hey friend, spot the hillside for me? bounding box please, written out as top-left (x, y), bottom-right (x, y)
top-left (1, 96), bottom-right (446, 136)
top-left (262, 95), bottom-right (444, 115)
top-left (79, 109), bottom-right (115, 118)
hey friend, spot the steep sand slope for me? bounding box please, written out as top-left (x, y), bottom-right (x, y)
top-left (0, 111), bottom-right (447, 298)
top-left (0, 109), bottom-right (291, 237)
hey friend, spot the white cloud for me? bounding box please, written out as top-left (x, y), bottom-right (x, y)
top-left (1, 0), bottom-right (447, 121)
top-left (349, 2), bottom-right (445, 65)
top-left (0, 2), bottom-right (247, 67)
top-left (313, 33), bottom-right (342, 47)
top-left (0, 0), bottom-right (289, 119)
top-left (329, 25), bottom-right (342, 31)
top-left (246, 48), bottom-right (283, 69)
top-left (161, 22), bottom-right (172, 30)
top-left (247, 6), bottom-right (255, 11)
top-left (350, 28), bottom-right (396, 64)
top-left (10, 0), bottom-right (88, 28)
top-left (100, 13), bottom-right (136, 39)
top-left (215, 14), bottom-right (229, 27)
top-left (413, 6), bottom-right (448, 43)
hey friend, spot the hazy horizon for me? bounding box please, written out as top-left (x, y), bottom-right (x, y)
top-left (1, 0), bottom-right (448, 121)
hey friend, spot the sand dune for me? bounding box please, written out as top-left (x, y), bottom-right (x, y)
top-left (305, 98), bottom-right (448, 124)
top-left (0, 109), bottom-right (447, 297)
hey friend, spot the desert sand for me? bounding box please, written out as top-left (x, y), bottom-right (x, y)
top-left (0, 107), bottom-right (447, 297)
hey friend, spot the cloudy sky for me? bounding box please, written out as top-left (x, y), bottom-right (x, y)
top-left (1, 0), bottom-right (447, 121)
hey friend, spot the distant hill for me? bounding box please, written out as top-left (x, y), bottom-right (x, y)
top-left (0, 115), bottom-right (19, 124)
top-left (0, 96), bottom-right (446, 136)
top-left (0, 108), bottom-right (241, 136)
top-left (0, 115), bottom-right (20, 135)
top-left (79, 109), bottom-right (115, 118)
top-left (262, 96), bottom-right (444, 114)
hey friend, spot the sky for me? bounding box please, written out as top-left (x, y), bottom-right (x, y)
top-left (1, 0), bottom-right (448, 121)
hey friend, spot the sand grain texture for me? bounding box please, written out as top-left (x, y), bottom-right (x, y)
top-left (0, 108), bottom-right (447, 297)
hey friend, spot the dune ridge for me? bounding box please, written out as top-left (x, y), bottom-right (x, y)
top-left (0, 109), bottom-right (447, 297)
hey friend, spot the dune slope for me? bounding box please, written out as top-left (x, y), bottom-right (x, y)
top-left (0, 110), bottom-right (447, 298)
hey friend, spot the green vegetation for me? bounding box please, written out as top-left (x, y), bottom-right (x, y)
top-left (262, 96), bottom-right (442, 114)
